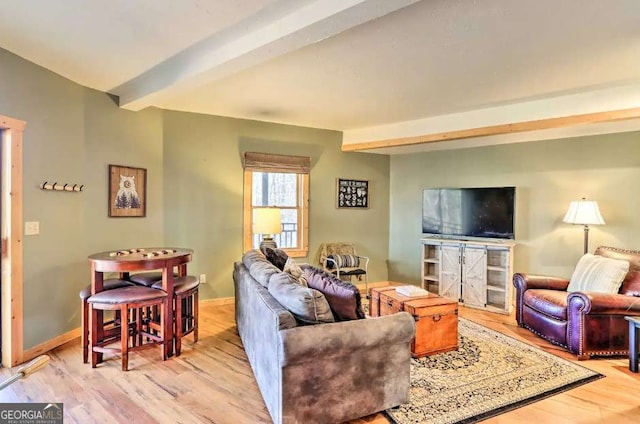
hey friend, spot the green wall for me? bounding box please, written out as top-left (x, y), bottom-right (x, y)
top-left (1, 48), bottom-right (88, 349)
top-left (388, 135), bottom-right (640, 284)
top-left (0, 48), bottom-right (389, 349)
top-left (162, 111), bottom-right (389, 299)
top-left (0, 49), bottom-right (165, 349)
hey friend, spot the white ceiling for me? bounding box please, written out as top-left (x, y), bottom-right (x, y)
top-left (1, 0), bottom-right (640, 152)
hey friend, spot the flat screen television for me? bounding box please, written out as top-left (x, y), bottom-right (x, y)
top-left (422, 187), bottom-right (515, 240)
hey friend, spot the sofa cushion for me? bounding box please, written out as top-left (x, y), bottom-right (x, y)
top-left (620, 270), bottom-right (640, 296)
top-left (234, 261), bottom-right (297, 331)
top-left (268, 272), bottom-right (335, 325)
top-left (242, 249), bottom-right (266, 269)
top-left (523, 289), bottom-right (568, 320)
top-left (249, 261), bottom-right (280, 287)
top-left (567, 253), bottom-right (630, 294)
top-left (301, 265), bottom-right (365, 321)
top-left (264, 247), bottom-right (289, 271)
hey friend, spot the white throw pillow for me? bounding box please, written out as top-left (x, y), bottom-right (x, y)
top-left (283, 257), bottom-right (308, 287)
top-left (567, 253), bottom-right (630, 294)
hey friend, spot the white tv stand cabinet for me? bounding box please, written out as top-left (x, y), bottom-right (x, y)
top-left (421, 237), bottom-right (516, 314)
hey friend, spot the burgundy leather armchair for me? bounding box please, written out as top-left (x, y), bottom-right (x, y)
top-left (514, 246), bottom-right (640, 359)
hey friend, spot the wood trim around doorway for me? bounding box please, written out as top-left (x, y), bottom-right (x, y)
top-left (1, 114), bottom-right (25, 367)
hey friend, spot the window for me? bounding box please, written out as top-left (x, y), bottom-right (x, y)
top-left (243, 152), bottom-right (309, 257)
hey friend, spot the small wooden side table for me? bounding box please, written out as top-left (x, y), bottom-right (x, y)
top-left (625, 316), bottom-right (640, 372)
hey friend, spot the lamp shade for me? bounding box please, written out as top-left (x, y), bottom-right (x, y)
top-left (253, 207), bottom-right (282, 234)
top-left (563, 199), bottom-right (605, 225)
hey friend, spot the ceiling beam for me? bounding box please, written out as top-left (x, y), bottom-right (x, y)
top-left (111, 0), bottom-right (419, 111)
top-left (341, 107), bottom-right (640, 152)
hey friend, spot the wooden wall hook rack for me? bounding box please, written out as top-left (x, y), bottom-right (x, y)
top-left (41, 181), bottom-right (84, 192)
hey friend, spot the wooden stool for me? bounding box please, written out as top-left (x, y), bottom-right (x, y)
top-left (79, 279), bottom-right (134, 364)
top-left (127, 271), bottom-right (177, 287)
top-left (88, 286), bottom-right (168, 371)
top-left (152, 275), bottom-right (199, 356)
top-left (127, 272), bottom-right (163, 287)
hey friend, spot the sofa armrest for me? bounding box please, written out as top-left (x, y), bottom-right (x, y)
top-left (278, 312), bottom-right (415, 366)
top-left (513, 273), bottom-right (570, 291)
top-left (567, 292), bottom-right (640, 315)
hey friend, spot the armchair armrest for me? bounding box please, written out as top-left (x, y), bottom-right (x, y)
top-left (278, 312), bottom-right (415, 366)
top-left (513, 273), bottom-right (571, 291)
top-left (355, 255), bottom-right (369, 272)
top-left (567, 292), bottom-right (640, 315)
top-left (513, 273), bottom-right (570, 326)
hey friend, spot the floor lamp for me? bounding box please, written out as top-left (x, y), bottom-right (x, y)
top-left (563, 198), bottom-right (605, 254)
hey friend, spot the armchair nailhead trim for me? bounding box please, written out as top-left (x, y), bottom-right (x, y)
top-left (566, 302), bottom-right (586, 356)
top-left (523, 324), bottom-right (569, 350)
top-left (599, 246), bottom-right (639, 255)
top-left (578, 314), bottom-right (584, 355)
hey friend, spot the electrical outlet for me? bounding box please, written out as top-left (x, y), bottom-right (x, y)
top-left (199, 274), bottom-right (207, 284)
top-left (25, 221), bottom-right (40, 235)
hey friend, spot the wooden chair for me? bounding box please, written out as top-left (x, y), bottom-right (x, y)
top-left (88, 286), bottom-right (168, 371)
top-left (79, 279), bottom-right (134, 364)
top-left (316, 242), bottom-right (370, 297)
top-left (152, 275), bottom-right (199, 355)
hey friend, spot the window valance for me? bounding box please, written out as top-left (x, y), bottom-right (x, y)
top-left (243, 152), bottom-right (310, 174)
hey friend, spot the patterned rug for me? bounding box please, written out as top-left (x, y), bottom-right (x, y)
top-left (385, 318), bottom-right (603, 424)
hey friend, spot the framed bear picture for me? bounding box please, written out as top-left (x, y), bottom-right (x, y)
top-left (108, 164), bottom-right (147, 217)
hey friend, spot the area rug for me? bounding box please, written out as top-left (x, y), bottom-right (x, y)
top-left (385, 318), bottom-right (603, 424)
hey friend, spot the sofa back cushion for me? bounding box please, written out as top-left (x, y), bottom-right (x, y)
top-left (243, 250), bottom-right (280, 287)
top-left (595, 246), bottom-right (640, 296)
top-left (302, 265), bottom-right (365, 321)
top-left (242, 249), bottom-right (265, 268)
top-left (268, 272), bottom-right (335, 325)
top-left (233, 261), bottom-right (297, 331)
top-left (567, 253), bottom-right (630, 294)
top-left (620, 271), bottom-right (640, 296)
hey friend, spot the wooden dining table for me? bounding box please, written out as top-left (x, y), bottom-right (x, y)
top-left (88, 247), bottom-right (193, 359)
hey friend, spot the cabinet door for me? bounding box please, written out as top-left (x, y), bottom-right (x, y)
top-left (462, 247), bottom-right (487, 308)
top-left (439, 245), bottom-right (461, 301)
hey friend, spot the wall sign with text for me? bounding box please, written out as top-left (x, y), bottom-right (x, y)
top-left (336, 178), bottom-right (369, 209)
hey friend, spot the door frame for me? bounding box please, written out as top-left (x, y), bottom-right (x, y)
top-left (1, 114), bottom-right (25, 367)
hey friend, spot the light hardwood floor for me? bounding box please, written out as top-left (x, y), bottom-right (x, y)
top-left (1, 303), bottom-right (639, 423)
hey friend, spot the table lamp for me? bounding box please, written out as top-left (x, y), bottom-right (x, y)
top-left (254, 207), bottom-right (282, 251)
top-left (563, 197), bottom-right (605, 254)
